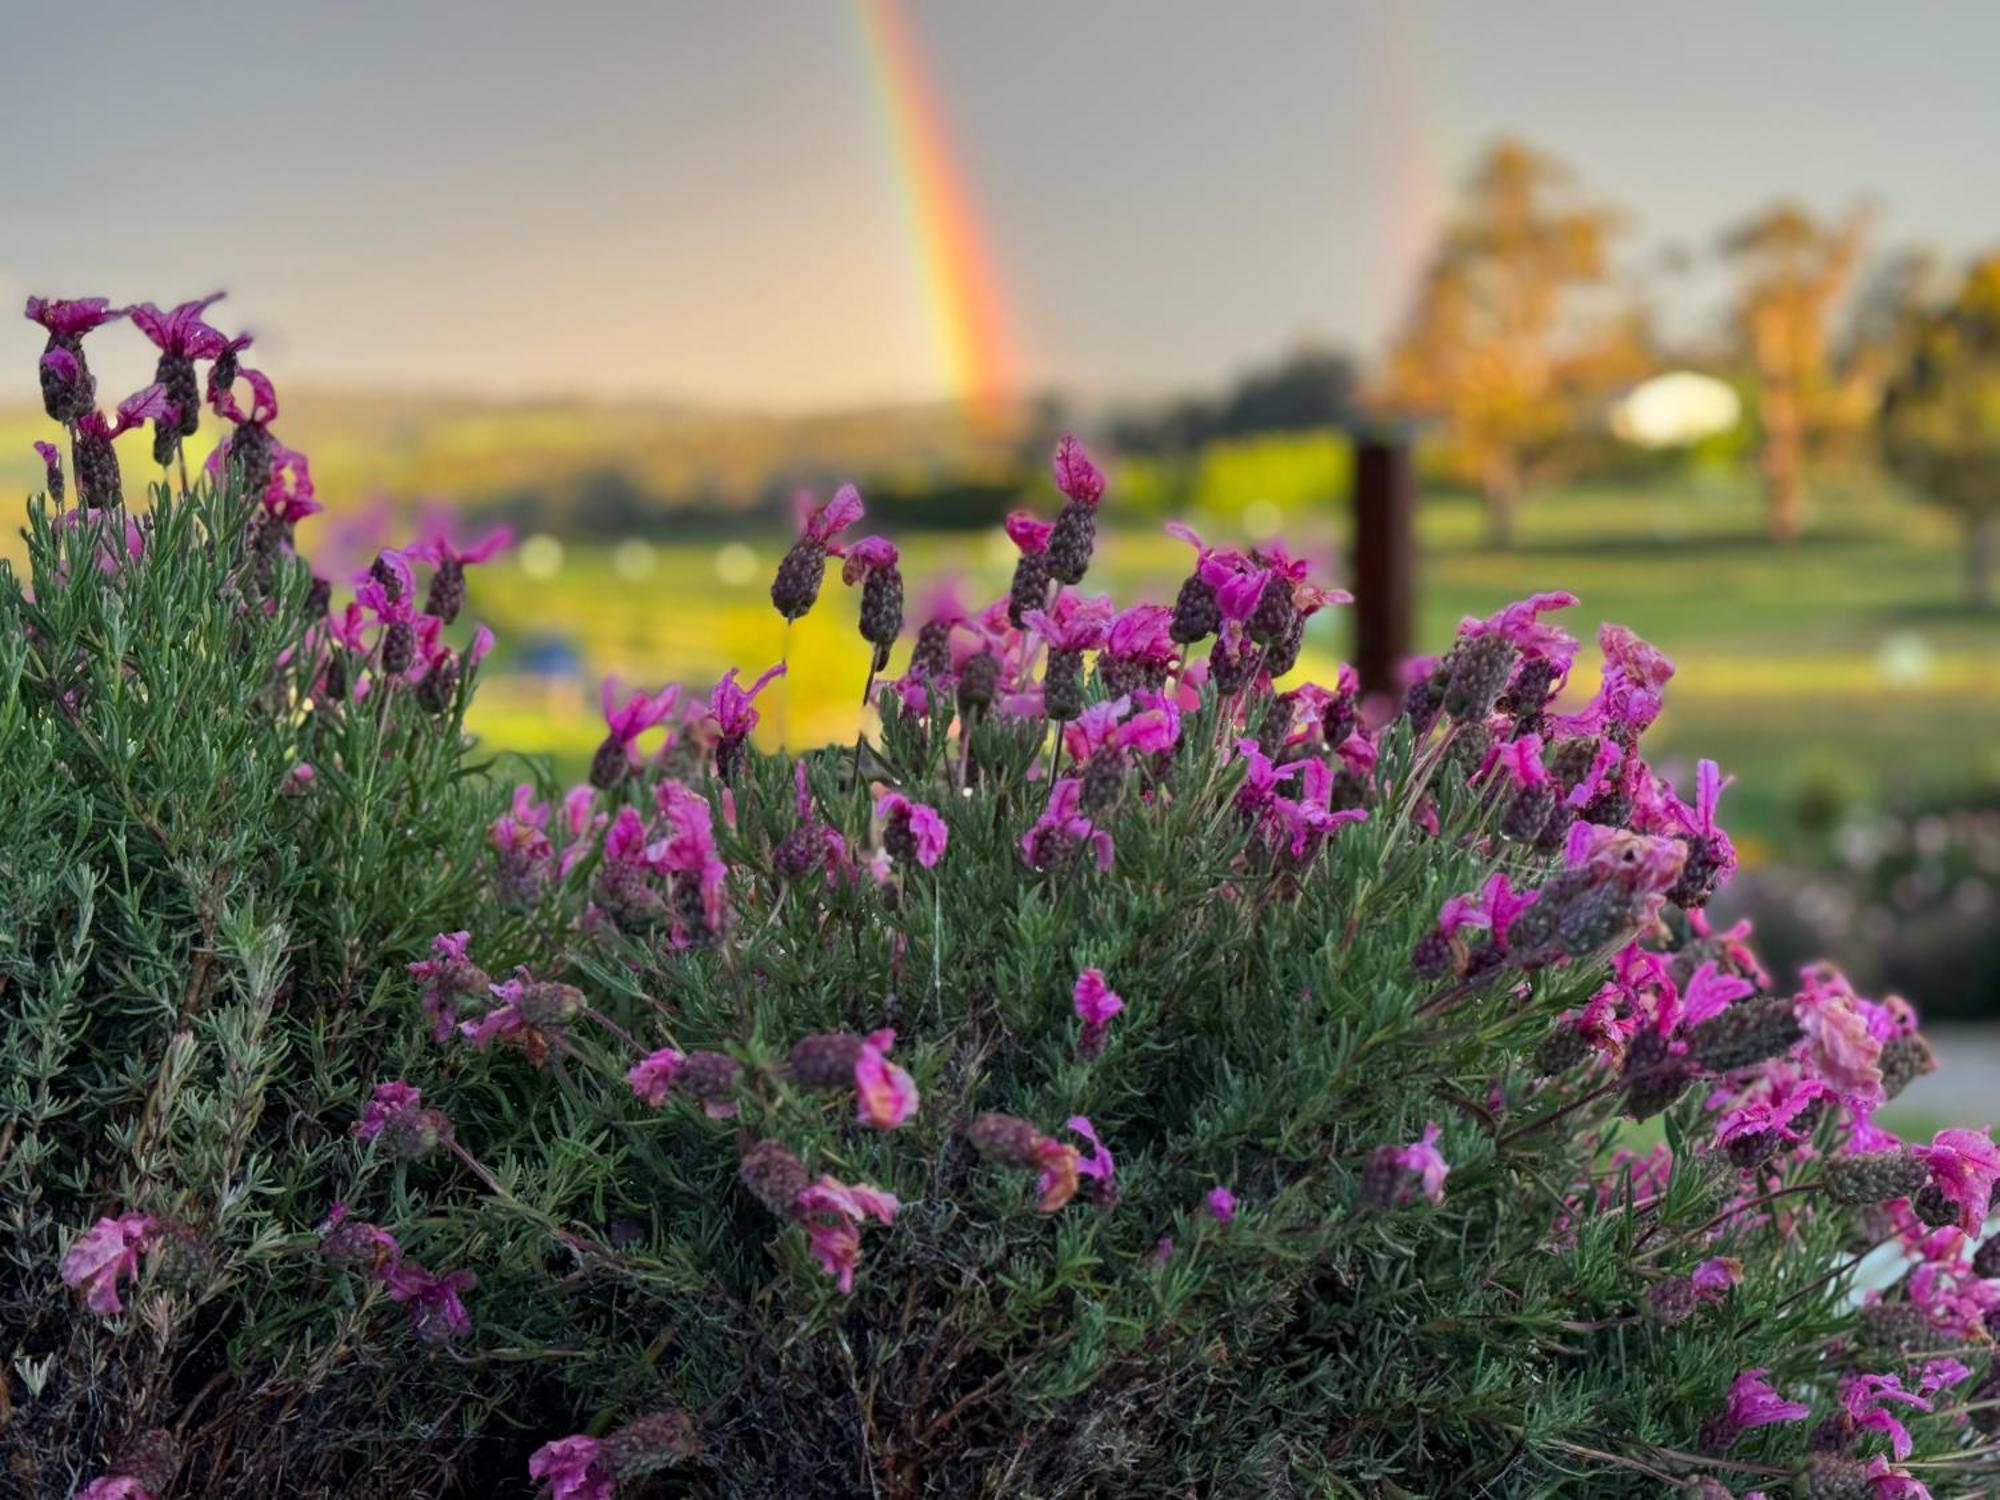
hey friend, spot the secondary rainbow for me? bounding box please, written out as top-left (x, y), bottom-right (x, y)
top-left (853, 0), bottom-right (1017, 423)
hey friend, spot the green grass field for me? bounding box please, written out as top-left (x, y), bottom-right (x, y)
top-left (462, 471), bottom-right (2000, 853)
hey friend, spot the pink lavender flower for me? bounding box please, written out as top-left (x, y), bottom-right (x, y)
top-left (592, 679), bottom-right (681, 786)
top-left (652, 780), bottom-right (730, 943)
top-left (129, 293), bottom-right (228, 358)
top-left (1436, 873), bottom-right (1539, 949)
top-left (1020, 778), bottom-right (1116, 873)
top-left (1072, 968), bottom-right (1124, 1059)
top-left (1051, 433), bottom-right (1104, 504)
top-left (382, 1258), bottom-right (476, 1343)
top-left (528, 1434), bottom-right (613, 1500)
top-left (1594, 622), bottom-right (1675, 733)
top-left (489, 788), bottom-right (556, 901)
top-left (1205, 1185), bottom-right (1238, 1223)
top-left (876, 791), bottom-right (948, 869)
top-left (1394, 1123), bottom-right (1449, 1203)
top-left (1710, 1367), bottom-right (1810, 1448)
top-left (1100, 603), bottom-right (1177, 692)
top-left (794, 1175), bottom-right (899, 1293)
top-left (1715, 1076), bottom-right (1830, 1160)
top-left (1911, 1127), bottom-right (2000, 1234)
top-left (1067, 1115), bottom-right (1116, 1191)
top-left (802, 483), bottom-right (865, 547)
top-left (1797, 979), bottom-right (1887, 1110)
top-left (1679, 960), bottom-right (1756, 1030)
top-left (355, 1080), bottom-right (424, 1141)
top-left (1462, 589), bottom-right (1581, 665)
top-left (703, 663), bottom-right (784, 779)
top-left (1022, 592), bottom-right (1115, 653)
top-left (72, 385), bottom-right (174, 508)
top-left (853, 1029), bottom-right (919, 1128)
top-left (1862, 1456), bottom-right (1933, 1500)
top-left (33, 439), bottom-right (63, 502)
top-left (1692, 1256), bottom-right (1740, 1294)
top-left (1366, 1124), bottom-right (1450, 1208)
top-left (76, 1478), bottom-right (152, 1500)
top-left (1029, 1135), bottom-right (1082, 1212)
top-left (319, 1203), bottom-right (402, 1271)
top-left (1841, 1372), bottom-right (1931, 1460)
top-left (25, 294), bottom-right (123, 339)
top-left (408, 525), bottom-right (511, 624)
top-left (1005, 510), bottom-right (1054, 556)
top-left (60, 1212), bottom-right (156, 1316)
top-left (25, 294), bottom-right (124, 422)
top-left (771, 485), bottom-right (864, 619)
top-left (627, 1047), bottom-right (688, 1106)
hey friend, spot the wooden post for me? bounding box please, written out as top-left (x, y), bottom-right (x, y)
top-left (1351, 433), bottom-right (1414, 701)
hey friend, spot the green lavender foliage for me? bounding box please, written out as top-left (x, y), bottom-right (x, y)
top-left (3, 480), bottom-right (1988, 1499)
top-left (426, 697), bottom-right (1982, 1492)
top-left (0, 486), bottom-right (509, 1496)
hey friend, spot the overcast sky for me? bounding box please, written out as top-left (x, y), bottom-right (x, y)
top-left (3, 0), bottom-right (1997, 410)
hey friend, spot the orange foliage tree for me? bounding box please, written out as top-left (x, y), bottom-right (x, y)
top-left (1880, 252), bottom-right (2000, 606)
top-left (1379, 140), bottom-right (1640, 548)
top-left (1719, 203), bottom-right (1871, 542)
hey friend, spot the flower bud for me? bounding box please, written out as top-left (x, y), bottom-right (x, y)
top-left (1246, 574), bottom-right (1296, 647)
top-left (110, 1428), bottom-right (183, 1496)
top-left (1168, 570), bottom-right (1220, 644)
top-left (1532, 1022), bottom-right (1592, 1077)
top-left (1620, 1031), bottom-right (1694, 1121)
top-left (859, 564), bottom-right (904, 672)
top-left (1686, 997), bottom-right (1802, 1074)
top-left (1441, 634), bottom-right (1517, 722)
top-left (381, 1106), bottom-right (451, 1161)
top-left (1878, 1034), bottom-right (1937, 1102)
top-left (678, 1050), bottom-right (742, 1108)
top-left (957, 651), bottom-right (998, 713)
top-left (1856, 1299), bottom-right (1949, 1354)
top-left (1007, 550), bottom-right (1051, 628)
top-left (1079, 749), bottom-right (1127, 815)
top-left (772, 820), bottom-right (830, 881)
top-left (1208, 634), bottom-right (1262, 696)
top-left (787, 1032), bottom-right (866, 1090)
top-left (513, 978), bottom-right (584, 1026)
top-left (1501, 783), bottom-right (1557, 844)
top-left (1411, 927), bottom-right (1459, 981)
top-left (965, 1112), bottom-right (1043, 1169)
top-left (739, 1138), bottom-right (812, 1217)
top-left (1045, 498), bottom-right (1096, 585)
top-left (595, 862), bottom-right (667, 930)
top-left (1800, 1456), bottom-right (1872, 1499)
top-left (1645, 1275), bottom-right (1699, 1327)
top-left (380, 620), bottom-right (415, 676)
top-left (1912, 1182), bottom-right (1959, 1228)
top-left (1043, 647), bottom-right (1085, 722)
top-left (599, 1407), bottom-right (702, 1478)
top-left (770, 538), bottom-right (827, 620)
top-left (425, 556), bottom-right (466, 624)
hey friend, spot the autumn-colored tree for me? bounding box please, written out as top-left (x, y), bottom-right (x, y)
top-left (1380, 139), bottom-right (1637, 547)
top-left (1880, 252), bottom-right (2000, 606)
top-left (1720, 202), bottom-right (1871, 542)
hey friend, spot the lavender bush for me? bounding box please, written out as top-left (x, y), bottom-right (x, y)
top-left (9, 296), bottom-right (2000, 1500)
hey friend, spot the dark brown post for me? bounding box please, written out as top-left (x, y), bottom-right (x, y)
top-left (1351, 433), bottom-right (1415, 701)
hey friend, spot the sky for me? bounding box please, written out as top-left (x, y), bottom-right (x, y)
top-left (3, 0), bottom-right (1998, 412)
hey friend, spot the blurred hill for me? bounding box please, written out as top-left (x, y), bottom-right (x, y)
top-left (0, 389), bottom-right (1039, 535)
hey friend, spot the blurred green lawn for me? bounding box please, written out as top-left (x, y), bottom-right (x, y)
top-left (464, 473), bottom-right (2000, 853)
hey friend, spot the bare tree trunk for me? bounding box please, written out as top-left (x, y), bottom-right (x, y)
top-left (1968, 510), bottom-right (1997, 609)
top-left (1760, 386), bottom-right (1805, 543)
top-left (1482, 456), bottom-right (1520, 550)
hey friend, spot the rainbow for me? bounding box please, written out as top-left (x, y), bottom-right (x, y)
top-left (853, 0), bottom-right (1017, 424)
